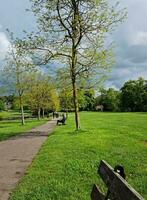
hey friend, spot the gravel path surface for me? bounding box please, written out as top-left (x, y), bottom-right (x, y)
top-left (0, 119), bottom-right (57, 200)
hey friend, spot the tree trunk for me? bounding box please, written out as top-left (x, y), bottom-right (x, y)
top-left (71, 43), bottom-right (80, 130)
top-left (38, 108), bottom-right (41, 120)
top-left (42, 108), bottom-right (45, 118)
top-left (72, 79), bottom-right (80, 130)
top-left (66, 109), bottom-right (68, 119)
top-left (19, 95), bottom-right (25, 125)
top-left (65, 98), bottom-right (68, 119)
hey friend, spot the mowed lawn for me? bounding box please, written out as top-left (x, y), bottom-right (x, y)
top-left (0, 110), bottom-right (30, 120)
top-left (0, 111), bottom-right (48, 141)
top-left (10, 112), bottom-right (147, 200)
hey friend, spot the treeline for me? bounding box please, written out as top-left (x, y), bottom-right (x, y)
top-left (96, 77), bottom-right (147, 112)
top-left (0, 77), bottom-right (147, 117)
top-left (59, 77), bottom-right (147, 112)
top-left (0, 73), bottom-right (59, 114)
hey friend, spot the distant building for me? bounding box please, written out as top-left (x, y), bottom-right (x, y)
top-left (95, 105), bottom-right (104, 112)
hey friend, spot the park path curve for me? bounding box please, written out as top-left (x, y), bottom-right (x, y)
top-left (0, 119), bottom-right (57, 200)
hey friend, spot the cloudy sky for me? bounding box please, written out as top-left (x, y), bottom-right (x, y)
top-left (0, 0), bottom-right (147, 89)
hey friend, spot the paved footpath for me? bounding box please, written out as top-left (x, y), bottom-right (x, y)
top-left (0, 119), bottom-right (57, 200)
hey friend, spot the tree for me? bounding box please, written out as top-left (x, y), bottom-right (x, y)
top-left (2, 33), bottom-right (36, 125)
top-left (26, 73), bottom-right (59, 119)
top-left (121, 78), bottom-right (147, 112)
top-left (17, 0), bottom-right (126, 129)
top-left (98, 88), bottom-right (120, 111)
top-left (59, 89), bottom-right (73, 115)
top-left (56, 68), bottom-right (73, 117)
top-left (49, 87), bottom-right (60, 113)
top-left (0, 99), bottom-right (5, 111)
top-left (3, 95), bottom-right (15, 110)
top-left (79, 89), bottom-right (95, 111)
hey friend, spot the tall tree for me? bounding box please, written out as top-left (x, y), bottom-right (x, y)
top-left (17, 0), bottom-right (126, 129)
top-left (49, 87), bottom-right (60, 113)
top-left (79, 89), bottom-right (95, 111)
top-left (98, 88), bottom-right (120, 111)
top-left (3, 33), bottom-right (35, 125)
top-left (121, 78), bottom-right (147, 112)
top-left (26, 72), bottom-right (60, 119)
top-left (56, 68), bottom-right (73, 118)
top-left (0, 99), bottom-right (5, 111)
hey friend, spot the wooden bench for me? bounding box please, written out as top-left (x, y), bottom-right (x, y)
top-left (57, 117), bottom-right (66, 125)
top-left (91, 160), bottom-right (144, 200)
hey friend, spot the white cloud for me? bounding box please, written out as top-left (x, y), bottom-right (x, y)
top-left (132, 31), bottom-right (147, 45)
top-left (0, 32), bottom-right (10, 60)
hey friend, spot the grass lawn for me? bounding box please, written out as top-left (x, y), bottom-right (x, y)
top-left (0, 110), bottom-right (30, 120)
top-left (10, 112), bottom-right (147, 200)
top-left (0, 119), bottom-right (48, 141)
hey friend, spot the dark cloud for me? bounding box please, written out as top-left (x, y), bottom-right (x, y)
top-left (126, 45), bottom-right (147, 64)
top-left (0, 0), bottom-right (147, 90)
top-left (106, 0), bottom-right (147, 89)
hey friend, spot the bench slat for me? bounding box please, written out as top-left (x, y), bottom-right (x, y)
top-left (98, 160), bottom-right (144, 200)
top-left (91, 184), bottom-right (104, 200)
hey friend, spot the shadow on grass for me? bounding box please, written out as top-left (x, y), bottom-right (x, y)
top-left (0, 121), bottom-right (20, 124)
top-left (8, 131), bottom-right (51, 140)
top-left (0, 119), bottom-right (39, 124)
top-left (136, 112), bottom-right (147, 114)
top-left (0, 125), bottom-right (11, 128)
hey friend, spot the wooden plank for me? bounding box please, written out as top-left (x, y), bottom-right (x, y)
top-left (98, 160), bottom-right (144, 200)
top-left (91, 184), bottom-right (104, 200)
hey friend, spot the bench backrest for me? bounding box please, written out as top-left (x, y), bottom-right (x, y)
top-left (98, 160), bottom-right (144, 200)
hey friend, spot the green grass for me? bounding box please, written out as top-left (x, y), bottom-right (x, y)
top-left (0, 110), bottom-right (20, 118)
top-left (0, 115), bottom-right (49, 141)
top-left (0, 110), bottom-right (32, 120)
top-left (0, 110), bottom-right (49, 141)
top-left (10, 112), bottom-right (147, 200)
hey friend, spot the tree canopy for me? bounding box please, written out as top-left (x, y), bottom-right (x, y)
top-left (14, 0), bottom-right (126, 129)
top-left (121, 78), bottom-right (147, 112)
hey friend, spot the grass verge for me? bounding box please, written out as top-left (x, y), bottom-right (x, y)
top-left (10, 112), bottom-right (147, 200)
top-left (0, 118), bottom-right (48, 141)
